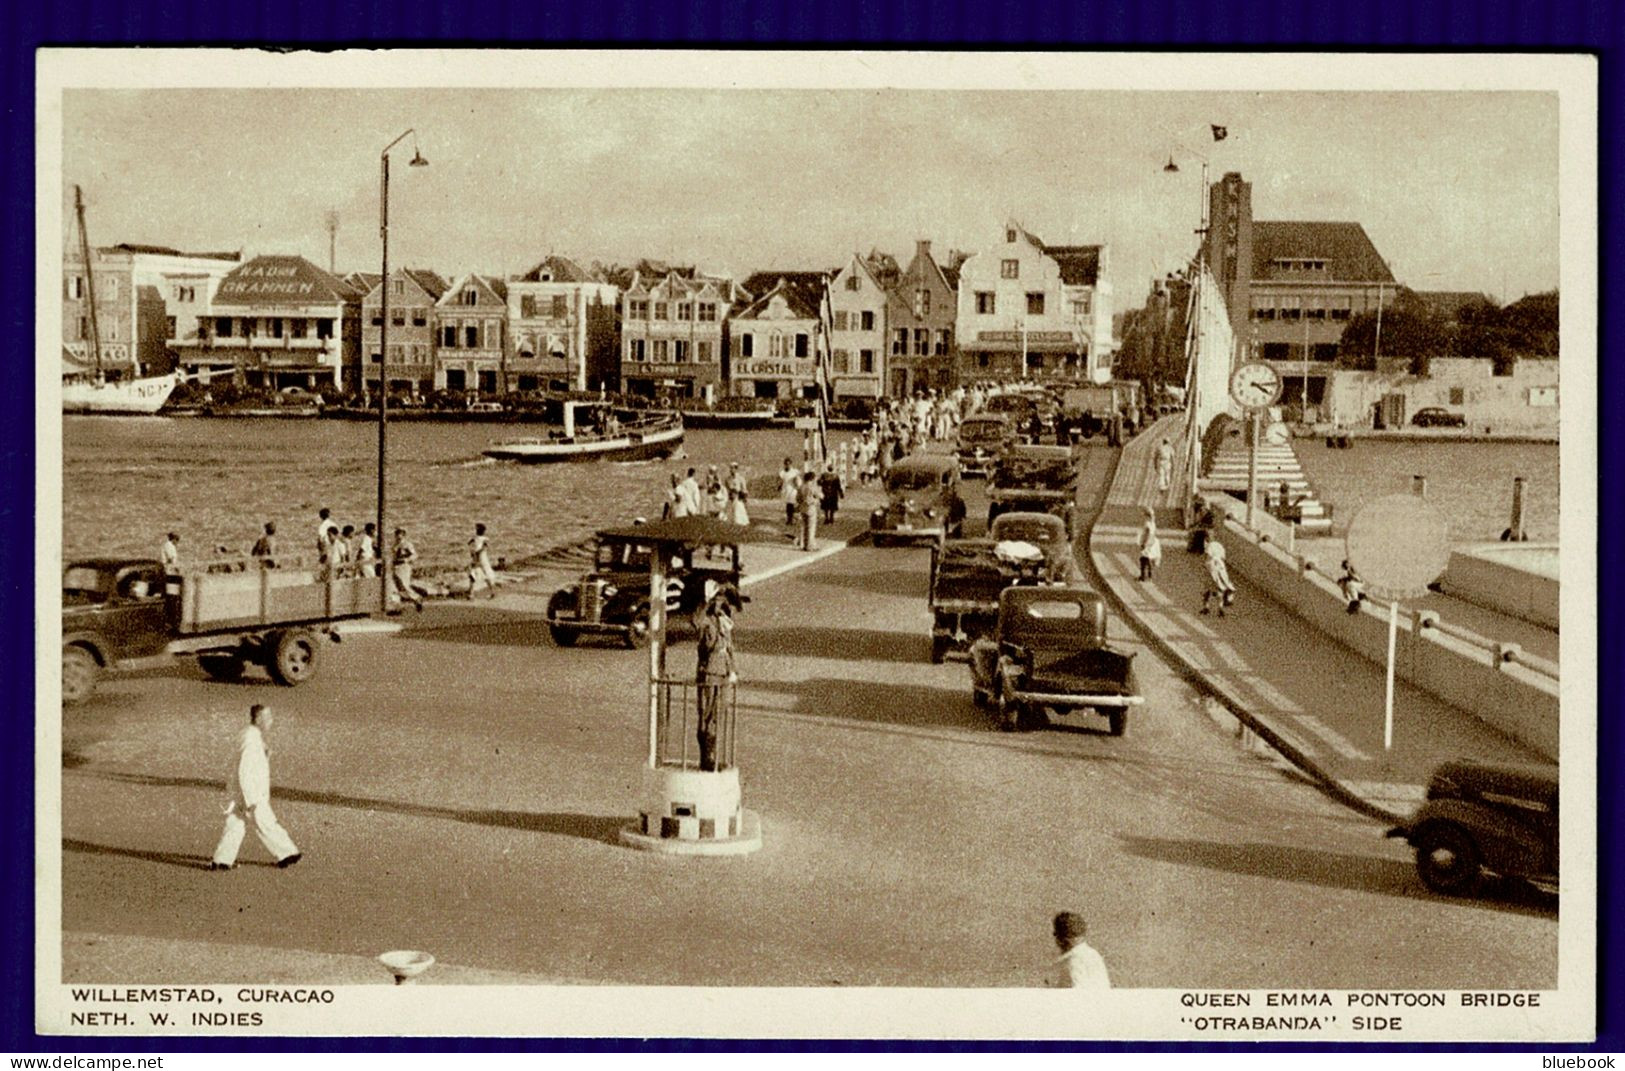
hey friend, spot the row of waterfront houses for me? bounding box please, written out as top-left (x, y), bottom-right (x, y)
top-left (61, 221), bottom-right (1117, 402)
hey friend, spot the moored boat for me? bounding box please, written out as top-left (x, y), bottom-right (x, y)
top-left (62, 370), bottom-right (178, 415)
top-left (675, 400), bottom-right (776, 430)
top-left (483, 402), bottom-right (684, 464)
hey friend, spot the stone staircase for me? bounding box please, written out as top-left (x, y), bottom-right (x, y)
top-left (1199, 433), bottom-right (1332, 533)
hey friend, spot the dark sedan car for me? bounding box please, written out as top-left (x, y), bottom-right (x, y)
top-left (1386, 760), bottom-right (1557, 897)
top-left (1411, 407), bottom-right (1467, 428)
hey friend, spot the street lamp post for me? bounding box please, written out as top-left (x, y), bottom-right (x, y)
top-left (377, 129), bottom-right (429, 606)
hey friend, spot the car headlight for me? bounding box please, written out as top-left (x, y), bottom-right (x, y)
top-left (602, 585), bottom-right (618, 598)
top-left (924, 508), bottom-right (938, 519)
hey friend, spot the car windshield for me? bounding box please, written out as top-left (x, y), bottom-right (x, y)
top-left (596, 541), bottom-right (654, 570)
top-left (886, 468), bottom-right (941, 492)
top-left (960, 421), bottom-right (1005, 443)
top-left (995, 521), bottom-right (1058, 544)
top-left (63, 566), bottom-right (113, 602)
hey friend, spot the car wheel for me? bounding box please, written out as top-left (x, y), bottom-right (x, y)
top-left (547, 625), bottom-right (579, 647)
top-left (198, 653), bottom-right (248, 682)
top-left (972, 683), bottom-right (989, 709)
top-left (996, 678), bottom-right (1022, 732)
top-left (1414, 823), bottom-right (1482, 896)
top-left (929, 635), bottom-right (949, 664)
top-left (62, 645), bottom-right (98, 707)
top-left (1107, 709), bottom-right (1127, 737)
top-left (268, 629), bottom-right (320, 686)
top-left (624, 607), bottom-right (651, 649)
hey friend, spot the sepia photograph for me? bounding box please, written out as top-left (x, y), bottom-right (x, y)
top-left (34, 49), bottom-right (1597, 1041)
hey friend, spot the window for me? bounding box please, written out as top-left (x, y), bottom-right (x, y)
top-left (442, 326), bottom-right (458, 347)
top-left (1279, 296), bottom-right (1302, 321)
top-left (653, 302), bottom-right (668, 320)
top-left (291, 319), bottom-right (308, 339)
top-left (833, 349), bottom-right (850, 374)
top-left (629, 299), bottom-right (648, 319)
top-left (316, 319), bottom-right (333, 339)
top-left (1262, 343), bottom-right (1291, 362)
top-left (166, 316), bottom-right (177, 338)
top-left (914, 329), bottom-right (928, 356)
top-left (698, 303), bottom-right (717, 322)
top-left (102, 277), bottom-right (119, 300)
top-left (630, 338), bottom-right (646, 361)
top-left (861, 310), bottom-right (875, 331)
top-left (466, 325), bottom-right (479, 348)
top-left (1000, 259), bottom-right (1019, 279)
top-left (1329, 296), bottom-right (1353, 321)
top-left (551, 295), bottom-right (568, 319)
top-left (392, 313), bottom-right (405, 327)
top-left (653, 339), bottom-right (669, 362)
top-left (413, 310), bottom-right (428, 326)
top-left (74, 316), bottom-right (86, 340)
top-left (1074, 294), bottom-right (1093, 317)
top-left (768, 333), bottom-right (784, 358)
top-left (1251, 295), bottom-right (1276, 320)
top-left (834, 310), bottom-right (849, 331)
top-left (845, 274), bottom-right (861, 291)
top-left (977, 353), bottom-right (990, 368)
top-left (371, 352), bottom-right (382, 364)
top-left (174, 284), bottom-right (196, 303)
top-left (520, 295), bottom-right (537, 318)
top-left (697, 340), bottom-right (712, 363)
top-left (740, 333), bottom-right (753, 358)
top-left (892, 328), bottom-right (907, 355)
top-left (1006, 228), bottom-right (1017, 243)
top-left (975, 291), bottom-right (996, 315)
top-left (267, 318), bottom-right (282, 338)
top-left (935, 329), bottom-right (950, 356)
top-left (674, 340), bottom-right (690, 363)
top-left (860, 349), bottom-right (875, 373)
top-left (1449, 387), bottom-right (1466, 405)
top-left (242, 318), bottom-right (256, 338)
top-left (392, 279), bottom-right (405, 296)
top-left (1313, 343), bottom-right (1339, 362)
top-left (677, 303), bottom-right (693, 321)
top-left (1026, 292), bottom-right (1045, 315)
top-left (1305, 301), bottom-right (1326, 321)
top-left (915, 289), bottom-right (931, 317)
top-left (795, 334), bottom-right (809, 358)
top-left (66, 276), bottom-right (84, 300)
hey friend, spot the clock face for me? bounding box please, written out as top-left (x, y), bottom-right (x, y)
top-left (1230, 362), bottom-right (1283, 409)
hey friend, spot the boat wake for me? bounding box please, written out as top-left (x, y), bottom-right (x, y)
top-left (453, 456), bottom-right (500, 468)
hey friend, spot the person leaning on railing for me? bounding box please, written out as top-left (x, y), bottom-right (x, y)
top-left (693, 580), bottom-right (738, 772)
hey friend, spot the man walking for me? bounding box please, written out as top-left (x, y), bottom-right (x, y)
top-left (355, 523), bottom-right (378, 578)
top-left (391, 526), bottom-right (426, 612)
top-left (210, 704), bottom-right (301, 871)
top-left (778, 458), bottom-right (800, 526)
top-left (160, 532), bottom-right (181, 576)
top-left (467, 522), bottom-right (497, 599)
top-left (1052, 912), bottom-right (1111, 989)
top-left (1155, 438), bottom-right (1175, 494)
top-left (315, 508), bottom-right (338, 563)
top-left (797, 466), bottom-right (820, 551)
top-left (1201, 537), bottom-right (1236, 616)
top-left (818, 462), bottom-right (844, 525)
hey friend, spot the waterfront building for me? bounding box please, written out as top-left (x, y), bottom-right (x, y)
top-left (619, 269), bottom-right (742, 401)
top-left (882, 239), bottom-right (959, 396)
top-left (827, 254), bottom-right (888, 401)
top-left (62, 243), bottom-right (241, 378)
top-left (507, 256), bottom-right (620, 392)
top-left (955, 220), bottom-right (1114, 383)
top-left (361, 268), bottom-right (448, 397)
top-left (1204, 171), bottom-right (1397, 409)
top-left (432, 274), bottom-right (510, 394)
top-left (173, 254), bottom-right (361, 391)
top-left (1328, 357), bottom-right (1559, 436)
top-left (729, 272), bottom-right (828, 400)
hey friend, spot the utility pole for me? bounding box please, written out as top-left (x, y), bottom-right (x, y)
top-left (324, 210), bottom-right (339, 275)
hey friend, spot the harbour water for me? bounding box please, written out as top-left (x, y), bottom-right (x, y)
top-left (58, 417), bottom-right (841, 571)
top-left (57, 418), bottom-right (1562, 569)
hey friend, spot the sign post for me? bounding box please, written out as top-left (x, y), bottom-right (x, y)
top-left (1344, 494), bottom-right (1451, 751)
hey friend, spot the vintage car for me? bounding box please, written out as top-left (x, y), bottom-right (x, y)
top-left (870, 455), bottom-right (965, 546)
top-left (545, 527), bottom-right (744, 647)
top-left (926, 538), bottom-right (1052, 664)
top-left (989, 511), bottom-right (1081, 585)
top-left (1411, 406), bottom-right (1468, 428)
top-left (986, 445), bottom-right (1079, 536)
top-left (969, 586), bottom-right (1142, 735)
top-left (956, 412), bottom-right (1015, 477)
top-left (1386, 760), bottom-right (1558, 897)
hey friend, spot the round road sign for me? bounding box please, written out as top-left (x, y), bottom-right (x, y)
top-left (1344, 494), bottom-right (1451, 601)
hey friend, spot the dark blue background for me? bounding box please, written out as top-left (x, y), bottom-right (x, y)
top-left (2, 0), bottom-right (1617, 1054)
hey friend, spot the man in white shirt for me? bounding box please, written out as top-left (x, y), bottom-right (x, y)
top-left (677, 468), bottom-right (703, 519)
top-left (160, 532), bottom-right (181, 575)
top-left (1053, 912), bottom-right (1112, 989)
top-left (210, 704), bottom-right (301, 870)
top-left (467, 522), bottom-right (497, 599)
top-left (355, 523), bottom-right (377, 577)
top-left (778, 458), bottom-right (799, 525)
top-left (315, 508), bottom-right (338, 563)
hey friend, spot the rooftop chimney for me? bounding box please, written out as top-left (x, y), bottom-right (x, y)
top-left (915, 239), bottom-right (932, 261)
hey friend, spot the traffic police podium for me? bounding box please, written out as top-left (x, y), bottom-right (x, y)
top-left (609, 516), bottom-right (763, 856)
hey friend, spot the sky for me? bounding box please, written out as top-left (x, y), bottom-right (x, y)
top-left (60, 87), bottom-right (1560, 308)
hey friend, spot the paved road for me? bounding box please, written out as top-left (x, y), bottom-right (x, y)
top-left (58, 445), bottom-right (1556, 989)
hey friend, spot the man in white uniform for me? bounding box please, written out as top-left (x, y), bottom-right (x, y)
top-left (467, 522), bottom-right (497, 598)
top-left (160, 532), bottom-right (180, 574)
top-left (1053, 912), bottom-right (1111, 989)
top-left (210, 704), bottom-right (301, 870)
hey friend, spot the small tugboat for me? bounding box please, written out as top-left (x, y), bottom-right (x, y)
top-left (483, 401), bottom-right (684, 464)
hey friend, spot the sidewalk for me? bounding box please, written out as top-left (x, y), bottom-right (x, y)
top-left (1090, 429), bottom-right (1549, 821)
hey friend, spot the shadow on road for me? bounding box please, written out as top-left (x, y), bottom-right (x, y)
top-left (745, 676), bottom-right (984, 731)
top-left (737, 626), bottom-right (929, 665)
top-left (806, 568), bottom-right (927, 599)
top-left (62, 838), bottom-right (274, 871)
top-left (75, 771), bottom-right (626, 846)
top-left (1118, 835), bottom-right (1558, 919)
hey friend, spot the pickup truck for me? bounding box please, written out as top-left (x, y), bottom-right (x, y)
top-left (925, 539), bottom-right (1050, 664)
top-left (969, 586), bottom-right (1143, 735)
top-left (986, 445), bottom-right (1079, 536)
top-left (61, 557), bottom-right (381, 706)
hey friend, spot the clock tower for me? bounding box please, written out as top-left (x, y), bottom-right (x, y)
top-left (1203, 172), bottom-right (1254, 333)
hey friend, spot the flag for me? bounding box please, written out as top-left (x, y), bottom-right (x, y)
top-left (1211, 124), bottom-right (1228, 142)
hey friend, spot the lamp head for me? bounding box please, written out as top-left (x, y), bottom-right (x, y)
top-left (409, 150), bottom-right (429, 168)
top-left (1163, 157), bottom-right (1180, 173)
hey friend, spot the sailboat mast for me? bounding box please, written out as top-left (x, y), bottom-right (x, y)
top-left (73, 185), bottom-right (105, 379)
